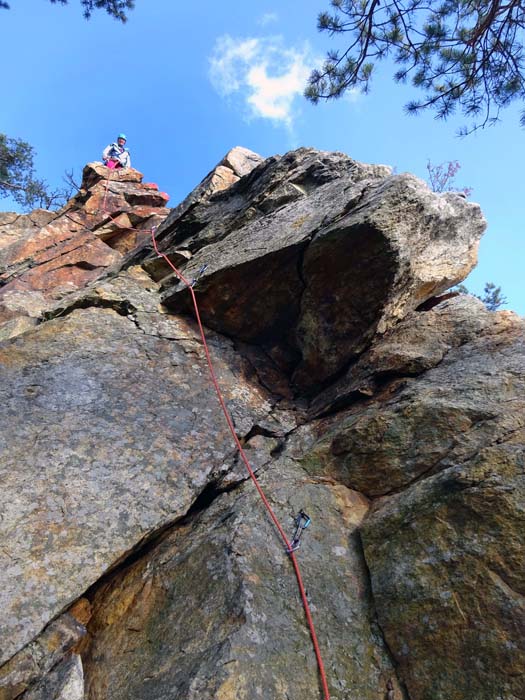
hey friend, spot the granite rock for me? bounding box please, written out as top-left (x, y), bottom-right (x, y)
top-left (0, 146), bottom-right (520, 700)
top-left (0, 275), bottom-right (278, 664)
top-left (301, 302), bottom-right (525, 496)
top-left (151, 149), bottom-right (485, 392)
top-left (362, 442), bottom-right (525, 700)
top-left (82, 457), bottom-right (404, 700)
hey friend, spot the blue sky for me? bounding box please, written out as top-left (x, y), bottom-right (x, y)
top-left (2, 0), bottom-right (523, 313)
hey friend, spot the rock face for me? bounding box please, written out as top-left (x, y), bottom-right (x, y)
top-left (303, 296), bottom-right (524, 496)
top-left (300, 300), bottom-right (525, 699)
top-left (0, 163), bottom-right (169, 341)
top-left (0, 146), bottom-right (523, 700)
top-left (141, 149), bottom-right (485, 392)
top-left (0, 287), bottom-right (275, 666)
top-left (82, 460), bottom-right (401, 700)
top-left (362, 440), bottom-right (525, 700)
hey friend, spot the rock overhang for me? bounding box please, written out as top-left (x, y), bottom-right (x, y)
top-left (153, 155), bottom-right (486, 395)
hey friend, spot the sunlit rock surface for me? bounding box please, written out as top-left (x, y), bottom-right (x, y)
top-left (0, 164), bottom-right (169, 340)
top-left (1, 146), bottom-right (522, 700)
top-left (147, 148), bottom-right (485, 392)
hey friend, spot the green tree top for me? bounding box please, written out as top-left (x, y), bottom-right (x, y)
top-left (455, 282), bottom-right (507, 310)
top-left (0, 134), bottom-right (73, 210)
top-left (306, 0), bottom-right (525, 133)
top-left (0, 0), bottom-right (135, 21)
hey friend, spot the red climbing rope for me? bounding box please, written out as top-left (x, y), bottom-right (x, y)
top-left (150, 230), bottom-right (331, 700)
top-left (82, 167), bottom-right (330, 697)
top-left (65, 169), bottom-right (157, 236)
top-left (102, 164), bottom-right (113, 212)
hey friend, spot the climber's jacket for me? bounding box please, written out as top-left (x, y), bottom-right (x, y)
top-left (102, 142), bottom-right (131, 169)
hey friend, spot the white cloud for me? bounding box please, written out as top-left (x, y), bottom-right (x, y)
top-left (209, 35), bottom-right (316, 128)
top-left (258, 12), bottom-right (278, 26)
top-left (208, 37), bottom-right (260, 95)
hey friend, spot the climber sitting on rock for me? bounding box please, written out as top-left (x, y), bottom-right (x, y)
top-left (102, 133), bottom-right (131, 169)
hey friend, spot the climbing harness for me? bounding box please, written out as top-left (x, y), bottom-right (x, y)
top-left (81, 169), bottom-right (332, 699)
top-left (288, 510), bottom-right (311, 553)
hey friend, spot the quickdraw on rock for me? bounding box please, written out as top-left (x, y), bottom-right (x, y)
top-left (149, 226), bottom-right (331, 700)
top-left (190, 264), bottom-right (208, 288)
top-left (288, 510), bottom-right (311, 553)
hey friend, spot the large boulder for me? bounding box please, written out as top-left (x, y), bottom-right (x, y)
top-left (147, 149), bottom-right (485, 392)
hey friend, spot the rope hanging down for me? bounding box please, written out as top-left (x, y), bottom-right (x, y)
top-left (150, 229), bottom-right (331, 700)
top-left (93, 169), bottom-right (329, 697)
